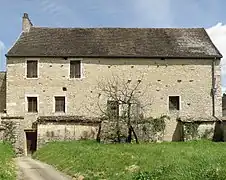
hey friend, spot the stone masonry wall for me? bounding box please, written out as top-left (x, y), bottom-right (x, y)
top-left (0, 72), bottom-right (6, 113)
top-left (37, 123), bottom-right (99, 148)
top-left (1, 117), bottom-right (24, 156)
top-left (182, 121), bottom-right (216, 141)
top-left (6, 57), bottom-right (221, 141)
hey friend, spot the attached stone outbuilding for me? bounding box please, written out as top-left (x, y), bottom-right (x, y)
top-left (35, 116), bottom-right (101, 149)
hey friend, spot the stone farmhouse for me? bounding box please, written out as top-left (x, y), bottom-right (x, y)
top-left (0, 13), bottom-right (223, 155)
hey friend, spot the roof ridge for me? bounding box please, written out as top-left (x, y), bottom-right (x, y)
top-left (31, 26), bottom-right (204, 30)
top-left (202, 28), bottom-right (223, 58)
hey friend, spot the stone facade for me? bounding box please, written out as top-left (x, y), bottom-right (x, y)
top-left (0, 72), bottom-right (6, 113)
top-left (7, 58), bottom-right (222, 119)
top-left (4, 57), bottom-right (222, 149)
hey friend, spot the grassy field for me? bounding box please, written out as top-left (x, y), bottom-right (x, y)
top-left (0, 142), bottom-right (16, 180)
top-left (33, 140), bottom-right (226, 180)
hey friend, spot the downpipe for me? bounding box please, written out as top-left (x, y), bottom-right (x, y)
top-left (212, 59), bottom-right (216, 117)
top-left (211, 58), bottom-right (221, 122)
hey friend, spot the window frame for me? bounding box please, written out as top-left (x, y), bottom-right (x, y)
top-left (107, 100), bottom-right (119, 118)
top-left (25, 59), bottom-right (39, 79)
top-left (54, 96), bottom-right (67, 113)
top-left (168, 95), bottom-right (181, 111)
top-left (25, 94), bottom-right (39, 113)
top-left (68, 58), bottom-right (83, 80)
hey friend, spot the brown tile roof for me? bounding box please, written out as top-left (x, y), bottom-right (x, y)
top-left (36, 116), bottom-right (101, 125)
top-left (1, 116), bottom-right (24, 119)
top-left (6, 27), bottom-right (222, 58)
top-left (177, 116), bottom-right (219, 122)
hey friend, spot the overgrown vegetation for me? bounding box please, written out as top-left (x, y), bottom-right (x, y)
top-left (2, 121), bottom-right (16, 144)
top-left (33, 140), bottom-right (226, 180)
top-left (0, 142), bottom-right (16, 180)
top-left (183, 122), bottom-right (199, 140)
top-left (97, 75), bottom-right (156, 143)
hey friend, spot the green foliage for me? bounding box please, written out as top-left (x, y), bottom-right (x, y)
top-left (133, 171), bottom-right (152, 180)
top-left (3, 121), bottom-right (16, 145)
top-left (184, 122), bottom-right (199, 140)
top-left (33, 140), bottom-right (226, 180)
top-left (133, 166), bottom-right (226, 180)
top-left (0, 142), bottom-right (16, 180)
top-left (150, 115), bottom-right (168, 134)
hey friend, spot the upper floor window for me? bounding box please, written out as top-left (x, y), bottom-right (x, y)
top-left (169, 96), bottom-right (180, 111)
top-left (55, 96), bottom-right (65, 112)
top-left (70, 61), bottom-right (81, 78)
top-left (27, 60), bottom-right (38, 78)
top-left (27, 97), bottom-right (38, 112)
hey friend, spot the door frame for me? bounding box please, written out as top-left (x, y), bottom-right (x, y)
top-left (24, 129), bottom-right (37, 156)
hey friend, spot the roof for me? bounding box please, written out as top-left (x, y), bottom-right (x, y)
top-left (177, 116), bottom-right (219, 122)
top-left (1, 116), bottom-right (24, 119)
top-left (6, 27), bottom-right (222, 59)
top-left (36, 116), bottom-right (101, 125)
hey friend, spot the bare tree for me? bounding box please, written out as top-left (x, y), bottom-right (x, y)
top-left (97, 74), bottom-right (152, 144)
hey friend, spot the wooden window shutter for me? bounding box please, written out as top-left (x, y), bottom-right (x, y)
top-left (70, 61), bottom-right (81, 78)
top-left (27, 60), bottom-right (38, 78)
top-left (27, 97), bottom-right (37, 112)
top-left (55, 97), bottom-right (65, 112)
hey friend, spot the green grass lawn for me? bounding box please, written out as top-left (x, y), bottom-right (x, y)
top-left (33, 140), bottom-right (226, 180)
top-left (0, 142), bottom-right (16, 180)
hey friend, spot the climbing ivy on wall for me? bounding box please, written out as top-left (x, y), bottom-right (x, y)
top-left (183, 122), bottom-right (199, 140)
top-left (2, 121), bottom-right (17, 145)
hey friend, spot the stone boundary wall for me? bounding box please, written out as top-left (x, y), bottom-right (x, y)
top-left (99, 118), bottom-right (169, 143)
top-left (37, 122), bottom-right (100, 149)
top-left (1, 116), bottom-right (24, 156)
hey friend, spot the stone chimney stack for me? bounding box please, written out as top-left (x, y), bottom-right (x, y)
top-left (22, 13), bottom-right (33, 32)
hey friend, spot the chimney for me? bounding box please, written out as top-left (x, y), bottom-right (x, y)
top-left (22, 13), bottom-right (33, 32)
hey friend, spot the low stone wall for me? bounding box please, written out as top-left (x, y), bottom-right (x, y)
top-left (37, 122), bottom-right (100, 148)
top-left (99, 117), bottom-right (169, 143)
top-left (99, 116), bottom-right (221, 143)
top-left (181, 121), bottom-right (216, 141)
top-left (1, 116), bottom-right (24, 156)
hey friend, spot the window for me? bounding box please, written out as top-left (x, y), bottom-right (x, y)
top-left (169, 96), bottom-right (180, 110)
top-left (55, 97), bottom-right (65, 112)
top-left (27, 60), bottom-right (38, 78)
top-left (107, 100), bottom-right (119, 118)
top-left (70, 61), bottom-right (81, 78)
top-left (27, 97), bottom-right (37, 112)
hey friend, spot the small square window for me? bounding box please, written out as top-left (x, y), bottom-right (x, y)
top-left (70, 61), bottom-right (81, 78)
top-left (169, 96), bottom-right (180, 110)
top-left (107, 100), bottom-right (119, 118)
top-left (55, 97), bottom-right (65, 112)
top-left (27, 97), bottom-right (37, 112)
top-left (27, 60), bottom-right (38, 78)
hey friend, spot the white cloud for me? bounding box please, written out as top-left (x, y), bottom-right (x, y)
top-left (206, 23), bottom-right (226, 94)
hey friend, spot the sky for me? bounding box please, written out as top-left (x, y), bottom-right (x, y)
top-left (0, 0), bottom-right (226, 91)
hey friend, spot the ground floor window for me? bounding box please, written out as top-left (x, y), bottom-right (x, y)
top-left (169, 96), bottom-right (180, 110)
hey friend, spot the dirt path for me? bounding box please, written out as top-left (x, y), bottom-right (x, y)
top-left (16, 157), bottom-right (72, 180)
